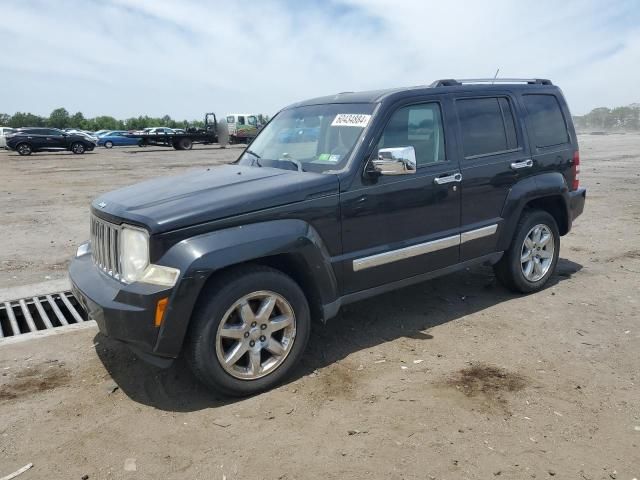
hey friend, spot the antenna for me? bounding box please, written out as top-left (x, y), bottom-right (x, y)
top-left (492, 68), bottom-right (500, 84)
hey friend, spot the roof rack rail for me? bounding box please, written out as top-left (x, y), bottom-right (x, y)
top-left (430, 78), bottom-right (552, 87)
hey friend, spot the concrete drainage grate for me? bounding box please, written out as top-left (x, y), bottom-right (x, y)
top-left (0, 291), bottom-right (88, 338)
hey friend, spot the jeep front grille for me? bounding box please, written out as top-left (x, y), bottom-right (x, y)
top-left (90, 215), bottom-right (121, 279)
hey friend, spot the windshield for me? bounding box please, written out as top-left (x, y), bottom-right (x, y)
top-left (238, 103), bottom-right (375, 173)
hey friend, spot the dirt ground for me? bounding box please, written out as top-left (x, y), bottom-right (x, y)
top-left (1, 135), bottom-right (639, 479)
top-left (0, 144), bottom-right (243, 288)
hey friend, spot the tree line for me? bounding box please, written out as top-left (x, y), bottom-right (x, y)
top-left (572, 104), bottom-right (640, 131)
top-left (0, 108), bottom-right (206, 131)
top-left (3, 104), bottom-right (638, 133)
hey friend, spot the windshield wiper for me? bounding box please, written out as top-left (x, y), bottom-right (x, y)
top-left (244, 149), bottom-right (262, 167)
top-left (278, 158), bottom-right (304, 172)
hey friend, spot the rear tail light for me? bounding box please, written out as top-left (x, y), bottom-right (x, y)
top-left (571, 150), bottom-right (580, 190)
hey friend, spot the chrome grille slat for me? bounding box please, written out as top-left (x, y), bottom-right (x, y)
top-left (90, 215), bottom-right (121, 280)
top-left (108, 227), bottom-right (115, 274)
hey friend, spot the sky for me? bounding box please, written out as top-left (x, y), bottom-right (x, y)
top-left (1, 0), bottom-right (639, 119)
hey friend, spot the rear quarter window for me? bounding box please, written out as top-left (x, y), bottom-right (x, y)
top-left (523, 94), bottom-right (569, 148)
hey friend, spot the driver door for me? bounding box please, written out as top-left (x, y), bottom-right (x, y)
top-left (47, 129), bottom-right (66, 149)
top-left (339, 98), bottom-right (462, 294)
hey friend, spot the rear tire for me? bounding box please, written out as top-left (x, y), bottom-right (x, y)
top-left (186, 265), bottom-right (311, 396)
top-left (71, 142), bottom-right (85, 154)
top-left (178, 137), bottom-right (193, 150)
top-left (494, 209), bottom-right (560, 293)
top-left (16, 143), bottom-right (32, 156)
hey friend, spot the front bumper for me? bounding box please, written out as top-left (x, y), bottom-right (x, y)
top-left (69, 252), bottom-right (175, 366)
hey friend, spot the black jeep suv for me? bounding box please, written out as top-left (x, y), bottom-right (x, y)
top-left (70, 78), bottom-right (586, 396)
top-left (6, 128), bottom-right (96, 155)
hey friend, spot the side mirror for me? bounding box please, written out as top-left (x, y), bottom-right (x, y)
top-left (368, 146), bottom-right (417, 176)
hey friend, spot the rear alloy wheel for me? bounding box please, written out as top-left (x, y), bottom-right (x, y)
top-left (494, 209), bottom-right (560, 293)
top-left (187, 266), bottom-right (310, 396)
top-left (104, 141), bottom-right (114, 149)
top-left (17, 143), bottom-right (32, 156)
top-left (71, 142), bottom-right (85, 154)
top-left (520, 224), bottom-right (555, 282)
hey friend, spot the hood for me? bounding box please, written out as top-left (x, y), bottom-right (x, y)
top-left (91, 164), bottom-right (339, 233)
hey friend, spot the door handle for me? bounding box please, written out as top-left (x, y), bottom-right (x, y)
top-left (434, 172), bottom-right (462, 185)
top-left (510, 159), bottom-right (533, 170)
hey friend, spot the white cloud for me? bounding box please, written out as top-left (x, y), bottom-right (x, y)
top-left (0, 0), bottom-right (638, 118)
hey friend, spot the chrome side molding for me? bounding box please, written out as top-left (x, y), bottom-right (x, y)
top-left (352, 223), bottom-right (498, 271)
top-left (460, 224), bottom-right (498, 243)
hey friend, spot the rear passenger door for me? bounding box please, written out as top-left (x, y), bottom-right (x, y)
top-left (452, 94), bottom-right (531, 260)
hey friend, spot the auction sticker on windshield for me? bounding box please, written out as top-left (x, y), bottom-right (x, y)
top-left (331, 114), bottom-right (371, 128)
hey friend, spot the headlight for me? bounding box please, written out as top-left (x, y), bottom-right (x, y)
top-left (120, 226), bottom-right (180, 286)
top-left (121, 227), bottom-right (149, 283)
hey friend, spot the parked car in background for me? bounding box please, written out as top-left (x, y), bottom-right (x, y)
top-left (0, 127), bottom-right (15, 148)
top-left (64, 129), bottom-right (98, 142)
top-left (6, 127), bottom-right (96, 155)
top-left (146, 127), bottom-right (175, 135)
top-left (97, 131), bottom-right (142, 148)
top-left (93, 130), bottom-right (111, 137)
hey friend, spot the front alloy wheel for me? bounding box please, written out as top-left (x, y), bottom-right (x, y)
top-left (71, 142), bottom-right (85, 154)
top-left (187, 265), bottom-right (310, 396)
top-left (216, 291), bottom-right (296, 380)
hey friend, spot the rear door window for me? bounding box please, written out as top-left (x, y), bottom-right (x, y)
top-left (523, 94), bottom-right (569, 148)
top-left (456, 97), bottom-right (519, 158)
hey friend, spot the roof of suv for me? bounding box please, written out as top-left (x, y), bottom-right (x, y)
top-left (289, 78), bottom-right (559, 108)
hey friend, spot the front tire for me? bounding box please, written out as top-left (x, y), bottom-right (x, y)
top-left (186, 265), bottom-right (311, 396)
top-left (494, 209), bottom-right (560, 293)
top-left (71, 142), bottom-right (85, 154)
top-left (104, 141), bottom-right (114, 149)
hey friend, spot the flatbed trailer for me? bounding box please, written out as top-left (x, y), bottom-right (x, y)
top-left (126, 131), bottom-right (218, 150)
top-left (125, 113), bottom-right (229, 150)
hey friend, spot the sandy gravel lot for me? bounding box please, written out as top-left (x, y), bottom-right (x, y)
top-left (0, 135), bottom-right (639, 479)
top-left (0, 144), bottom-right (243, 288)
